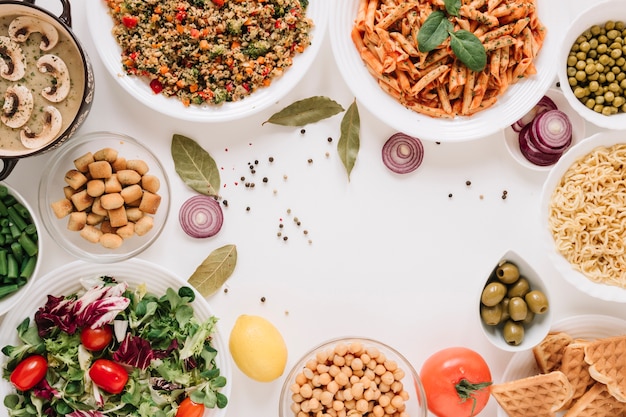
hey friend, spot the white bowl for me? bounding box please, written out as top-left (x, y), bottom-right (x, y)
top-left (0, 183), bottom-right (42, 317)
top-left (38, 131), bottom-right (171, 263)
top-left (279, 337), bottom-right (428, 417)
top-left (497, 314), bottom-right (626, 417)
top-left (557, 0), bottom-right (626, 130)
top-left (330, 0), bottom-right (561, 142)
top-left (0, 258), bottom-right (231, 417)
top-left (86, 0), bottom-right (328, 122)
top-left (503, 88), bottom-right (587, 171)
top-left (478, 250), bottom-right (553, 352)
top-left (541, 130), bottom-right (626, 302)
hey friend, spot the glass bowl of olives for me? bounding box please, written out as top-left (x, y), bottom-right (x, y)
top-left (557, 0), bottom-right (626, 130)
top-left (478, 250), bottom-right (553, 352)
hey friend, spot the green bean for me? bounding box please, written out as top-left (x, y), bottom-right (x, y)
top-left (10, 242), bottom-right (23, 265)
top-left (20, 256), bottom-right (36, 279)
top-left (0, 283), bottom-right (18, 299)
top-left (18, 233), bottom-right (37, 257)
top-left (7, 254), bottom-right (18, 279)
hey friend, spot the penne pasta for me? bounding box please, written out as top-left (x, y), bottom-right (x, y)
top-left (352, 0), bottom-right (546, 118)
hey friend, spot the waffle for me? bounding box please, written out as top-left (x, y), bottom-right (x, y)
top-left (533, 331), bottom-right (574, 373)
top-left (491, 371), bottom-right (574, 417)
top-left (564, 383), bottom-right (626, 417)
top-left (561, 340), bottom-right (594, 408)
top-left (584, 334), bottom-right (626, 402)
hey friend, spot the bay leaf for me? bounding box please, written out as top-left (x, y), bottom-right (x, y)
top-left (263, 96), bottom-right (344, 126)
top-left (171, 134), bottom-right (221, 196)
top-left (188, 244), bottom-right (238, 297)
top-left (337, 100), bottom-right (360, 180)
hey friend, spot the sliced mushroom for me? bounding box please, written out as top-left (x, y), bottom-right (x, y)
top-left (1, 84), bottom-right (33, 128)
top-left (20, 105), bottom-right (62, 149)
top-left (37, 54), bottom-right (70, 103)
top-left (0, 36), bottom-right (25, 81)
top-left (8, 16), bottom-right (59, 51)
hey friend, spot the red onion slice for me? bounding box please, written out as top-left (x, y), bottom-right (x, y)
top-left (179, 195), bottom-right (224, 238)
top-left (511, 95), bottom-right (558, 132)
top-left (382, 132), bottom-right (424, 174)
top-left (529, 109), bottom-right (572, 154)
top-left (518, 124), bottom-right (562, 166)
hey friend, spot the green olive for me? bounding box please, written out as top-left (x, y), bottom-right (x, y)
top-left (503, 320), bottom-right (525, 346)
top-left (499, 298), bottom-right (511, 322)
top-left (525, 290), bottom-right (549, 314)
top-left (481, 282), bottom-right (507, 307)
top-left (508, 297), bottom-right (528, 322)
top-left (507, 277), bottom-right (530, 298)
top-left (496, 262), bottom-right (519, 284)
top-left (480, 303), bottom-right (502, 326)
top-left (522, 310), bottom-right (535, 325)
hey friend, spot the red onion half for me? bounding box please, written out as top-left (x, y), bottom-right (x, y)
top-left (382, 133), bottom-right (424, 174)
top-left (528, 109), bottom-right (572, 154)
top-left (179, 195), bottom-right (224, 238)
top-left (518, 124), bottom-right (562, 167)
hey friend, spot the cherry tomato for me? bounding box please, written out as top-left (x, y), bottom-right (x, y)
top-left (10, 355), bottom-right (48, 391)
top-left (81, 325), bottom-right (113, 351)
top-left (89, 359), bottom-right (128, 394)
top-left (176, 397), bottom-right (205, 417)
top-left (420, 347), bottom-right (492, 417)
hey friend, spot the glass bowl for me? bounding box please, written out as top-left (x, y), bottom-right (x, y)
top-left (38, 131), bottom-right (171, 263)
top-left (0, 182), bottom-right (42, 317)
top-left (557, 0), bottom-right (626, 130)
top-left (279, 337), bottom-right (427, 417)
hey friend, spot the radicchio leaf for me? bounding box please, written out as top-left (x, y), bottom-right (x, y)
top-left (67, 410), bottom-right (106, 417)
top-left (113, 334), bottom-right (176, 370)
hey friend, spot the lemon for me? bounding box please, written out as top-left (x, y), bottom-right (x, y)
top-left (228, 314), bottom-right (288, 382)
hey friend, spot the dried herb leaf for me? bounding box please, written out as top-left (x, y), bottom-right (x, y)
top-left (263, 96), bottom-right (345, 126)
top-left (188, 244), bottom-right (237, 297)
top-left (337, 100), bottom-right (360, 180)
top-left (171, 134), bottom-right (221, 196)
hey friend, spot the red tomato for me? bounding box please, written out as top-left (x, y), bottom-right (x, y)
top-left (420, 347), bottom-right (492, 417)
top-left (176, 397), bottom-right (205, 417)
top-left (211, 0), bottom-right (225, 7)
top-left (89, 359), bottom-right (128, 394)
top-left (81, 325), bottom-right (113, 351)
top-left (122, 15), bottom-right (139, 29)
top-left (10, 355), bottom-right (48, 391)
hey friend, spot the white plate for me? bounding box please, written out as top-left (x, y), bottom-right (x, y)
top-left (540, 130), bottom-right (626, 302)
top-left (503, 88), bottom-right (587, 171)
top-left (330, 1), bottom-right (562, 142)
top-left (86, 1), bottom-right (328, 122)
top-left (0, 258), bottom-right (231, 417)
top-left (497, 314), bottom-right (626, 417)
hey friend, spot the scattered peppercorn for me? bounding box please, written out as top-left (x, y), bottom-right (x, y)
top-left (448, 193), bottom-right (453, 198)
top-left (254, 160), bottom-right (259, 165)
top-left (223, 288), bottom-right (228, 293)
top-left (263, 177), bottom-right (268, 183)
top-left (283, 236), bottom-right (288, 241)
top-left (300, 129), bottom-right (306, 134)
top-left (466, 180), bottom-right (471, 186)
top-left (260, 297), bottom-right (266, 302)
top-left (223, 200), bottom-right (228, 207)
top-left (269, 156), bottom-right (274, 162)
top-left (246, 206), bottom-right (251, 211)
top-left (307, 158), bottom-right (313, 164)
top-left (327, 137), bottom-right (333, 143)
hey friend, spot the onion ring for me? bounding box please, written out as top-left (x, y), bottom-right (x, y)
top-left (179, 195), bottom-right (224, 238)
top-left (381, 133), bottom-right (424, 174)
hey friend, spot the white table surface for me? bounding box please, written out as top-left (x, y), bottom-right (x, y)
top-left (2, 1), bottom-right (621, 416)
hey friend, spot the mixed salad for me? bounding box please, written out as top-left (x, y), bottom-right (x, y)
top-left (1, 276), bottom-right (227, 417)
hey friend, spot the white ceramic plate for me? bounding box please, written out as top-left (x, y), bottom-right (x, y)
top-left (557, 0), bottom-right (626, 130)
top-left (496, 314), bottom-right (626, 417)
top-left (330, 1), bottom-right (562, 142)
top-left (0, 259), bottom-right (231, 417)
top-left (86, 1), bottom-right (328, 122)
top-left (503, 88), bottom-right (587, 171)
top-left (540, 130), bottom-right (626, 302)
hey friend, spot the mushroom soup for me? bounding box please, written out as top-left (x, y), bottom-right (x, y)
top-left (0, 14), bottom-right (85, 156)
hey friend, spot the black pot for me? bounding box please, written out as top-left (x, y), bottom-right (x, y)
top-left (0, 0), bottom-right (94, 180)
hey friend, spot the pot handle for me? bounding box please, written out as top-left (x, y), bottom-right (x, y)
top-left (0, 159), bottom-right (18, 181)
top-left (25, 0), bottom-right (72, 27)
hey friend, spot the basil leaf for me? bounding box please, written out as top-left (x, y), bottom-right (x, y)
top-left (263, 96), bottom-right (345, 126)
top-left (188, 244), bottom-right (237, 297)
top-left (444, 0), bottom-right (461, 16)
top-left (171, 134), bottom-right (221, 196)
top-left (337, 100), bottom-right (360, 181)
top-left (417, 11), bottom-right (453, 53)
top-left (449, 30), bottom-right (487, 72)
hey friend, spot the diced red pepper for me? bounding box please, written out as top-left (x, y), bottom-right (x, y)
top-left (122, 15), bottom-right (139, 29)
top-left (149, 79), bottom-right (164, 94)
top-left (176, 10), bottom-right (187, 21)
top-left (212, 0), bottom-right (225, 6)
top-left (226, 83), bottom-right (234, 93)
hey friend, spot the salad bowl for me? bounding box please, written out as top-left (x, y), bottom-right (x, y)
top-left (0, 259), bottom-right (231, 417)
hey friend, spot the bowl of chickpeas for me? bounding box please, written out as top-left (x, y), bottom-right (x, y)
top-left (279, 337), bottom-right (428, 417)
top-left (38, 131), bottom-right (171, 263)
top-left (478, 250), bottom-right (553, 352)
top-left (558, 0), bottom-right (626, 129)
